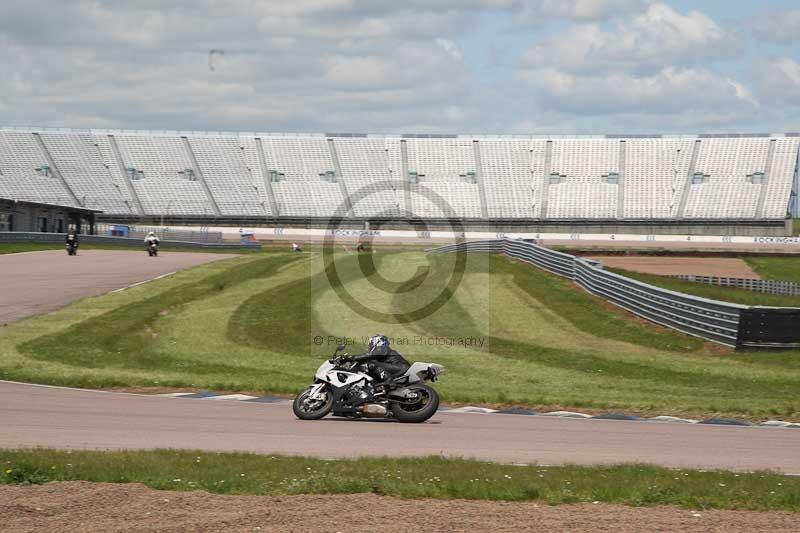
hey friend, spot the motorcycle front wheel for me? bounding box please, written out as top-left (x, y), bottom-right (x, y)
top-left (293, 385), bottom-right (333, 420)
top-left (390, 384), bottom-right (439, 423)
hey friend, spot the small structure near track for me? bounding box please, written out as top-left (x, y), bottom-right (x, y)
top-left (1, 197), bottom-right (100, 234)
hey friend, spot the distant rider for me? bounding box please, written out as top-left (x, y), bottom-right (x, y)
top-left (144, 232), bottom-right (160, 247)
top-left (344, 334), bottom-right (410, 387)
top-left (65, 233), bottom-right (79, 247)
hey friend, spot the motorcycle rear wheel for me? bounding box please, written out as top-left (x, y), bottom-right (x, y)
top-left (390, 384), bottom-right (439, 423)
top-left (293, 386), bottom-right (333, 420)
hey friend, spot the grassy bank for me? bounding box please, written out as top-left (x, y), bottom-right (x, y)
top-left (1, 449), bottom-right (798, 511)
top-left (2, 250), bottom-right (800, 419)
top-left (746, 256), bottom-right (800, 284)
top-left (0, 243), bottom-right (71, 254)
top-left (13, 253), bottom-right (303, 390)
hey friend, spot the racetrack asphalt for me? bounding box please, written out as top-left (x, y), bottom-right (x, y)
top-left (0, 249), bottom-right (234, 325)
top-left (2, 381), bottom-right (798, 473)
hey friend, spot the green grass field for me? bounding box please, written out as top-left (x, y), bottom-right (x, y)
top-left (746, 256), bottom-right (800, 284)
top-left (2, 449), bottom-right (798, 511)
top-left (2, 248), bottom-right (799, 420)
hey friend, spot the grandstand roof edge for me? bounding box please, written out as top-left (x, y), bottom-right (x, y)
top-left (0, 126), bottom-right (797, 139)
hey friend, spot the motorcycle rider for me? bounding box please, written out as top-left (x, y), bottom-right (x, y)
top-left (345, 334), bottom-right (410, 387)
top-left (144, 231), bottom-right (160, 247)
top-left (65, 232), bottom-right (78, 253)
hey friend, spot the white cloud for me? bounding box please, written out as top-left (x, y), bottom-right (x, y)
top-left (0, 1), bottom-right (793, 134)
top-left (522, 3), bottom-right (739, 74)
top-left (511, 0), bottom-right (645, 25)
top-left (520, 66), bottom-right (759, 115)
top-left (749, 10), bottom-right (800, 44)
top-left (511, 3), bottom-right (757, 125)
top-left (435, 38), bottom-right (463, 62)
top-left (757, 58), bottom-right (800, 105)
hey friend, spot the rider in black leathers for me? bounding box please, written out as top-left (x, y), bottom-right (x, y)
top-left (65, 233), bottom-right (78, 251)
top-left (345, 334), bottom-right (410, 386)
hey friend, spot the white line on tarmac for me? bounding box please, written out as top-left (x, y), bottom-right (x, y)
top-left (110, 271), bottom-right (177, 293)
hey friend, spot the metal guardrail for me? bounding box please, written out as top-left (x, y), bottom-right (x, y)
top-left (672, 275), bottom-right (800, 297)
top-left (0, 232), bottom-right (250, 250)
top-left (430, 238), bottom-right (752, 347)
top-left (428, 239), bottom-right (503, 254)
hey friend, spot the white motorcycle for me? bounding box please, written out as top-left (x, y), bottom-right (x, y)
top-left (293, 344), bottom-right (444, 423)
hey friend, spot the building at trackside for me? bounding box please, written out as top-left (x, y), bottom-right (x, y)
top-left (0, 197), bottom-right (99, 234)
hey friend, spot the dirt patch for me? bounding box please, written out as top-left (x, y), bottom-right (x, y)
top-left (0, 482), bottom-right (796, 533)
top-left (589, 256), bottom-right (761, 279)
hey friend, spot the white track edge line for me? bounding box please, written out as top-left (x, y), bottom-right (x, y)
top-left (110, 271), bottom-right (177, 293)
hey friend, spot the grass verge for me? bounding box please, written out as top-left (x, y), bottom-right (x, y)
top-left (497, 256), bottom-right (703, 351)
top-left (19, 253), bottom-right (302, 380)
top-left (746, 256), bottom-right (800, 284)
top-left (1, 449), bottom-right (798, 511)
top-left (0, 243), bottom-right (74, 254)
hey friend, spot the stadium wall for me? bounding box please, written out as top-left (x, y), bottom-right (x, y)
top-left (97, 215), bottom-right (791, 237)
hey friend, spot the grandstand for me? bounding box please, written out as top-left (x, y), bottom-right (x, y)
top-left (0, 128), bottom-right (798, 235)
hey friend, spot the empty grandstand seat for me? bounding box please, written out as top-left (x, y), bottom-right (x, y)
top-left (0, 129), bottom-right (796, 222)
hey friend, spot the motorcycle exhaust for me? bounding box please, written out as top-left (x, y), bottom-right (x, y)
top-left (360, 404), bottom-right (387, 418)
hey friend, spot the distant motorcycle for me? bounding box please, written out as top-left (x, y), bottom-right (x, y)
top-left (147, 242), bottom-right (159, 257)
top-left (293, 344), bottom-right (444, 423)
top-left (66, 242), bottom-right (78, 256)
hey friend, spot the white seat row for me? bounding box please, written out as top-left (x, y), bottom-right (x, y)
top-left (0, 130), bottom-right (796, 220)
top-left (0, 131), bottom-right (76, 206)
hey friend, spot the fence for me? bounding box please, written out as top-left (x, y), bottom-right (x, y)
top-left (671, 275), bottom-right (800, 297)
top-left (430, 239), bottom-right (800, 349)
top-left (0, 231), bottom-right (248, 250)
top-left (95, 224), bottom-right (223, 243)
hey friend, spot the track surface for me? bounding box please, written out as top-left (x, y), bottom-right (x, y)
top-left (2, 382), bottom-right (799, 473)
top-left (0, 250), bottom-right (233, 324)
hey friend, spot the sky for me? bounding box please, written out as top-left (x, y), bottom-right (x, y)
top-left (1, 0), bottom-right (799, 134)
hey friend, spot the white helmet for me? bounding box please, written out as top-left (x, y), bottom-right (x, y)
top-left (148, 232), bottom-right (155, 236)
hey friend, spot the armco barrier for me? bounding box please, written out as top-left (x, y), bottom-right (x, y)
top-left (0, 232), bottom-right (252, 250)
top-left (429, 239), bottom-right (800, 349)
top-left (738, 308), bottom-right (800, 349)
top-left (672, 274), bottom-right (800, 297)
